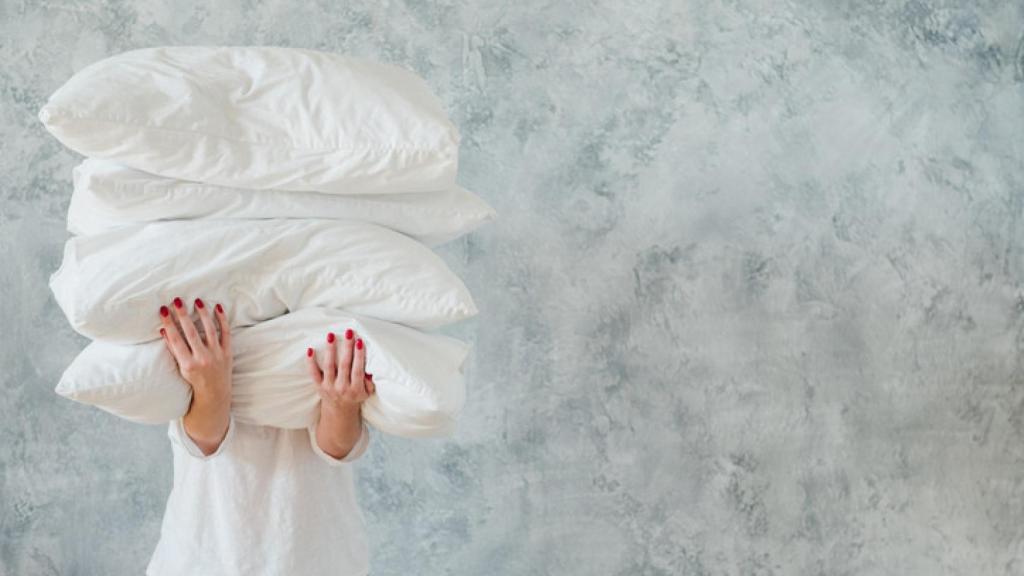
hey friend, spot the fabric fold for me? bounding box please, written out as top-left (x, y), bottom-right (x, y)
top-left (56, 308), bottom-right (469, 438)
top-left (49, 219), bottom-right (478, 344)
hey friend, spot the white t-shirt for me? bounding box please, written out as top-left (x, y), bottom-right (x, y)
top-left (146, 414), bottom-right (371, 576)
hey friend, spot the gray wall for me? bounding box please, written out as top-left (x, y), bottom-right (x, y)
top-left (2, 1), bottom-right (1023, 574)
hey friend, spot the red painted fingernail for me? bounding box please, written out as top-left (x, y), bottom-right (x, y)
top-left (327, 332), bottom-right (335, 343)
top-left (215, 303), bottom-right (223, 313)
top-left (345, 329), bottom-right (354, 340)
top-left (356, 338), bottom-right (363, 350)
top-left (366, 373), bottom-right (373, 380)
top-left (159, 305), bottom-right (169, 317)
top-left (194, 298), bottom-right (204, 309)
top-left (173, 297), bottom-right (183, 309)
top-left (307, 347), bottom-right (313, 357)
top-left (160, 327), bottom-right (166, 336)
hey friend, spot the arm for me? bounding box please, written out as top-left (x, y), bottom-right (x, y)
top-left (317, 402), bottom-right (363, 459)
top-left (306, 328), bottom-right (376, 460)
top-left (158, 297), bottom-right (233, 456)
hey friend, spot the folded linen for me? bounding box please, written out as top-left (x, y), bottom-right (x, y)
top-left (56, 308), bottom-right (469, 437)
top-left (50, 219), bottom-right (477, 344)
top-left (67, 159), bottom-right (495, 245)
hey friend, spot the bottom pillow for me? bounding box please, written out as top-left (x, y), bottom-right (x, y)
top-left (56, 308), bottom-right (469, 438)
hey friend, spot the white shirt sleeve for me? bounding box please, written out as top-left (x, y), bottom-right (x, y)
top-left (306, 415), bottom-right (370, 466)
top-left (170, 414), bottom-right (236, 461)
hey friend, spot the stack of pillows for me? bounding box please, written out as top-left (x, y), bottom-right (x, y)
top-left (40, 47), bottom-right (493, 438)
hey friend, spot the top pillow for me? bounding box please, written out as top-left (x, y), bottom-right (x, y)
top-left (38, 46), bottom-right (460, 195)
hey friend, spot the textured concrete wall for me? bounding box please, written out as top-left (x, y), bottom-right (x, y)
top-left (3, 1), bottom-right (1023, 574)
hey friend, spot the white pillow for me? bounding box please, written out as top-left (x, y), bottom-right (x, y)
top-left (38, 46), bottom-right (459, 195)
top-left (49, 219), bottom-right (476, 344)
top-left (56, 308), bottom-right (469, 437)
top-left (67, 159), bottom-right (495, 246)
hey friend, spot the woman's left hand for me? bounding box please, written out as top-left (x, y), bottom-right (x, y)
top-left (306, 328), bottom-right (375, 459)
top-left (307, 328), bottom-right (375, 411)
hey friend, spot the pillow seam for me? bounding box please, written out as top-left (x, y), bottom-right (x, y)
top-left (46, 106), bottom-right (456, 155)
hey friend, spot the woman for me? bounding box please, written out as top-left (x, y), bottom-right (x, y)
top-left (145, 297), bottom-right (375, 576)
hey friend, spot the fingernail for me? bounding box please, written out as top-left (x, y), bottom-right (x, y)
top-left (215, 303), bottom-right (223, 314)
top-left (366, 373), bottom-right (373, 380)
top-left (173, 297), bottom-right (183, 309)
top-left (160, 305), bottom-right (169, 317)
top-left (160, 327), bottom-right (166, 336)
top-left (307, 347), bottom-right (313, 358)
top-left (194, 298), bottom-right (204, 309)
top-left (327, 332), bottom-right (335, 343)
top-left (356, 338), bottom-right (363, 350)
top-left (345, 329), bottom-right (354, 340)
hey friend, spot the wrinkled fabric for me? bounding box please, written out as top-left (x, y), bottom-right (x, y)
top-left (68, 159), bottom-right (495, 245)
top-left (57, 308), bottom-right (468, 438)
top-left (146, 415), bottom-right (370, 576)
top-left (40, 46), bottom-right (459, 195)
top-left (49, 219), bottom-right (477, 344)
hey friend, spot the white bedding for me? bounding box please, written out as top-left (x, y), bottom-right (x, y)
top-left (57, 308), bottom-right (468, 437)
top-left (43, 47), bottom-right (483, 438)
top-left (50, 219), bottom-right (477, 344)
top-left (39, 47), bottom-right (459, 194)
top-left (68, 159), bottom-right (495, 245)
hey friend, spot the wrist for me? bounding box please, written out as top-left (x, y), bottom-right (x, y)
top-left (182, 404), bottom-right (231, 455)
top-left (191, 381), bottom-right (231, 408)
top-left (184, 384), bottom-right (232, 456)
top-left (320, 399), bottom-right (361, 421)
top-left (316, 402), bottom-right (363, 459)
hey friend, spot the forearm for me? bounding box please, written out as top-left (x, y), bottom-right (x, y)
top-left (316, 403), bottom-right (363, 460)
top-left (182, 389), bottom-right (231, 456)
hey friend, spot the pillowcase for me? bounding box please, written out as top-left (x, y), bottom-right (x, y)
top-left (67, 159), bottom-right (495, 246)
top-left (38, 46), bottom-right (459, 195)
top-left (56, 308), bottom-right (469, 437)
top-left (49, 219), bottom-right (477, 344)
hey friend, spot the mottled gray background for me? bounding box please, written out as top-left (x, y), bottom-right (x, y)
top-left (2, 0), bottom-right (1023, 574)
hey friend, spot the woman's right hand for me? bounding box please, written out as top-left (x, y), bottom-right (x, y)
top-left (159, 297), bottom-right (233, 455)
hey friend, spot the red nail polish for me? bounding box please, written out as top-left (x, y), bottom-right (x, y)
top-left (356, 339), bottom-right (363, 350)
top-left (215, 303), bottom-right (223, 313)
top-left (307, 347), bottom-right (313, 358)
top-left (160, 305), bottom-right (169, 317)
top-left (194, 298), bottom-right (204, 309)
top-left (173, 297), bottom-right (183, 309)
top-left (160, 327), bottom-right (166, 336)
top-left (366, 373), bottom-right (373, 380)
top-left (327, 332), bottom-right (335, 343)
top-left (345, 329), bottom-right (354, 340)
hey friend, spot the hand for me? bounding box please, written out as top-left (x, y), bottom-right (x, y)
top-left (159, 297), bottom-right (232, 455)
top-left (159, 296), bottom-right (232, 397)
top-left (307, 327), bottom-right (375, 410)
top-left (306, 328), bottom-right (375, 459)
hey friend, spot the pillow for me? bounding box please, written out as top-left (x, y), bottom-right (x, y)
top-left (56, 308), bottom-right (469, 437)
top-left (38, 46), bottom-right (459, 195)
top-left (68, 159), bottom-right (495, 246)
top-left (49, 219), bottom-right (477, 344)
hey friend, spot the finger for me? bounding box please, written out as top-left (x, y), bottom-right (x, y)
top-left (365, 373), bottom-right (375, 396)
top-left (172, 296), bottom-right (205, 353)
top-left (194, 298), bottom-right (218, 350)
top-left (214, 303), bottom-right (231, 352)
top-left (350, 336), bottom-right (366, 393)
top-left (158, 305), bottom-right (191, 362)
top-left (323, 332), bottom-right (337, 385)
top-left (306, 347), bottom-right (323, 386)
top-left (338, 328), bottom-right (355, 389)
